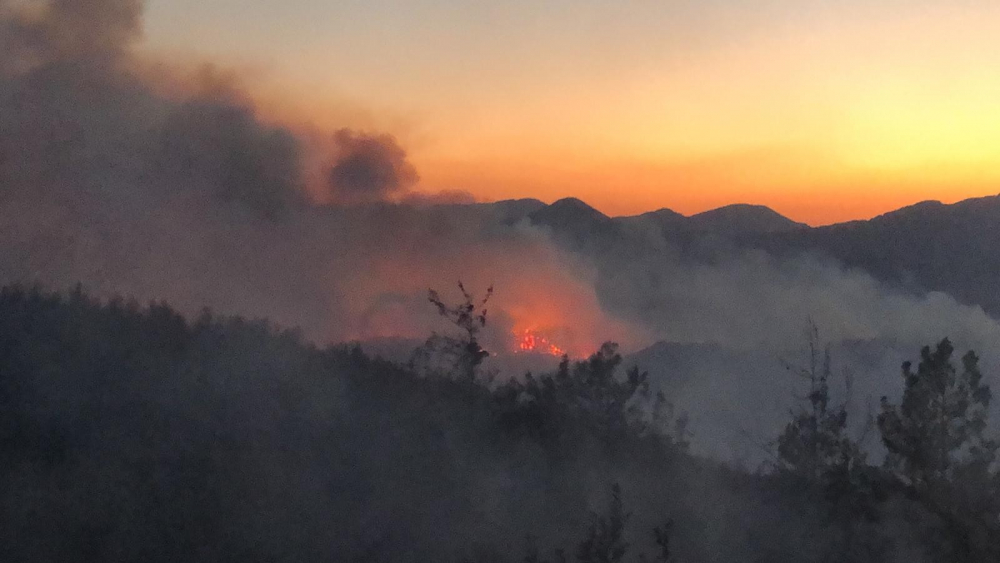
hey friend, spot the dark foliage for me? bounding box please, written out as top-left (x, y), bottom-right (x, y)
top-left (411, 282), bottom-right (493, 381)
top-left (878, 339), bottom-right (1000, 562)
top-left (0, 285), bottom-right (998, 562)
top-left (773, 324), bottom-right (889, 562)
top-left (522, 484), bottom-right (675, 563)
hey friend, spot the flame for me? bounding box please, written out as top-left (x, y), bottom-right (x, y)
top-left (514, 329), bottom-right (566, 357)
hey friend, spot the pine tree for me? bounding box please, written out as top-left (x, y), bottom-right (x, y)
top-left (878, 339), bottom-right (1000, 562)
top-left (775, 323), bottom-right (887, 562)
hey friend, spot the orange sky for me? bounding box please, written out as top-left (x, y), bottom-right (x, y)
top-left (144, 0), bottom-right (1000, 225)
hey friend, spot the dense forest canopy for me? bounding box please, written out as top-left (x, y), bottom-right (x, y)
top-left (1, 284), bottom-right (999, 562)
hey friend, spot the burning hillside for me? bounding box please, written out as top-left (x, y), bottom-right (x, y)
top-left (513, 328), bottom-right (566, 357)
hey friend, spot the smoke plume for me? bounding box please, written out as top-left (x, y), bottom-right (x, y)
top-left (6, 1), bottom-right (1000, 463)
top-left (326, 128), bottom-right (419, 204)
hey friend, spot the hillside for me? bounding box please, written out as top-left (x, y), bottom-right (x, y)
top-left (513, 193), bottom-right (1000, 316)
top-left (0, 285), bottom-right (963, 562)
top-left (761, 194), bottom-right (1000, 314)
top-left (688, 204), bottom-right (808, 234)
top-left (3, 286), bottom-right (998, 561)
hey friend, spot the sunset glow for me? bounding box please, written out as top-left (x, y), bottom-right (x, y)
top-left (143, 1), bottom-right (1000, 224)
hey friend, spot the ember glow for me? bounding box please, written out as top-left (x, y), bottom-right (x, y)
top-left (514, 329), bottom-right (566, 358)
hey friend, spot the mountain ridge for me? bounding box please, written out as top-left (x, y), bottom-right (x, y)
top-left (466, 192), bottom-right (1000, 232)
top-left (511, 192), bottom-right (1000, 316)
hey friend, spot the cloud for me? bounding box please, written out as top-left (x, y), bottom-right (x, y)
top-left (0, 0), bottom-right (142, 66)
top-left (0, 0), bottom-right (315, 219)
top-left (326, 128), bottom-right (419, 203)
top-left (155, 94), bottom-right (306, 218)
top-left (0, 0), bottom-right (615, 354)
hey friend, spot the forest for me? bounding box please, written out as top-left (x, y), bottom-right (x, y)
top-left (5, 2), bottom-right (1000, 561)
top-left (1, 284), bottom-right (998, 563)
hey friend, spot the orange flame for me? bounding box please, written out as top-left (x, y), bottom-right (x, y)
top-left (514, 329), bottom-right (566, 357)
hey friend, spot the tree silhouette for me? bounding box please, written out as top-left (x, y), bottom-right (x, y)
top-left (776, 324), bottom-right (860, 482)
top-left (776, 324), bottom-right (875, 483)
top-left (411, 282), bottom-right (493, 381)
top-left (774, 323), bottom-right (887, 562)
top-left (493, 343), bottom-right (687, 448)
top-left (520, 484), bottom-right (676, 563)
top-left (878, 339), bottom-right (1000, 562)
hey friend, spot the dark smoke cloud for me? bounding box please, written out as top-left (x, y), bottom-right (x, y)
top-left (326, 128), bottom-right (419, 203)
top-left (0, 0), bottom-right (582, 352)
top-left (0, 0), bottom-right (347, 336)
top-left (0, 0), bottom-right (413, 217)
top-left (0, 0), bottom-right (307, 217)
top-left (155, 95), bottom-right (306, 218)
top-left (0, 0), bottom-right (141, 66)
top-left (6, 0), bottom-right (1000, 472)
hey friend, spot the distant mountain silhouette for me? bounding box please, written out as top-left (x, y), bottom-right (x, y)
top-left (527, 198), bottom-right (621, 249)
top-left (482, 198), bottom-right (547, 223)
top-left (419, 198), bottom-right (546, 224)
top-left (528, 197), bottom-right (612, 228)
top-left (687, 204), bottom-right (807, 234)
top-left (529, 199), bottom-right (804, 239)
top-left (491, 193), bottom-right (1000, 316)
top-left (761, 194), bottom-right (1000, 314)
top-left (415, 193), bottom-right (1000, 315)
top-left (618, 207), bottom-right (688, 234)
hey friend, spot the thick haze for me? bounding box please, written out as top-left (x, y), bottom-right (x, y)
top-left (5, 0), bottom-right (1000, 467)
top-left (5, 5), bottom-right (1000, 563)
top-left (0, 0), bottom-right (634, 356)
top-left (4, 0), bottom-right (1000, 356)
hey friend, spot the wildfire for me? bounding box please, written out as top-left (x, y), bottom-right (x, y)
top-left (514, 329), bottom-right (566, 357)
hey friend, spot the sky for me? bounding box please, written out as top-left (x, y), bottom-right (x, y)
top-left (141, 0), bottom-right (1000, 225)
